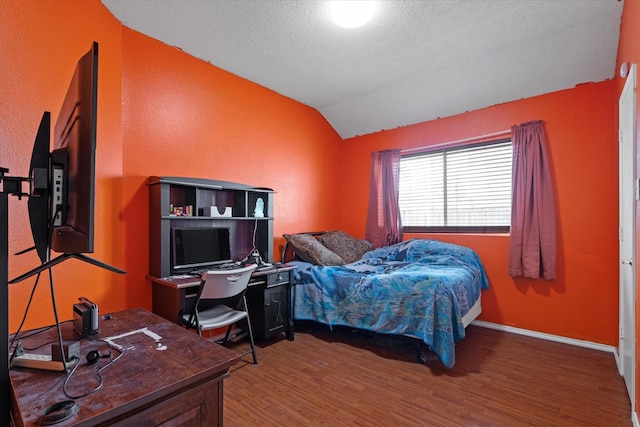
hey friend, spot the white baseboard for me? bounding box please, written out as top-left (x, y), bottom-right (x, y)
top-left (471, 320), bottom-right (617, 354)
top-left (471, 320), bottom-right (638, 425)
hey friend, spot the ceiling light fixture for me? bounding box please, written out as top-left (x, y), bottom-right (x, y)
top-left (330, 1), bottom-right (375, 29)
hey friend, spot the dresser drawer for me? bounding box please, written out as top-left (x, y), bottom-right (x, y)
top-left (266, 270), bottom-right (290, 287)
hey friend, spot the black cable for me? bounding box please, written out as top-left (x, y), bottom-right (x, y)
top-left (9, 206), bottom-right (69, 371)
top-left (242, 218), bottom-right (260, 262)
top-left (9, 322), bottom-right (74, 355)
top-left (8, 270), bottom-right (44, 362)
top-left (6, 208), bottom-right (60, 354)
top-left (47, 266), bottom-right (69, 370)
top-left (43, 206), bottom-right (71, 370)
top-left (62, 342), bottom-right (123, 399)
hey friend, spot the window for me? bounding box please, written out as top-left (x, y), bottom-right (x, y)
top-left (398, 139), bottom-right (512, 233)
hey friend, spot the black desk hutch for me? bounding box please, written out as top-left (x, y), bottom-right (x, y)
top-left (147, 176), bottom-right (294, 341)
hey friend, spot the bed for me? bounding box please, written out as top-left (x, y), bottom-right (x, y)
top-left (282, 231), bottom-right (490, 368)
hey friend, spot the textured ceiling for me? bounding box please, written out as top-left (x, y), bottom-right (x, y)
top-left (101, 0), bottom-right (624, 139)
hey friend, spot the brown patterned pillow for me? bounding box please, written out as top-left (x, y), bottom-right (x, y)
top-left (318, 230), bottom-right (372, 264)
top-left (283, 233), bottom-right (345, 266)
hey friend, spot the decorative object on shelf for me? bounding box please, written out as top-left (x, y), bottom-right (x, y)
top-left (170, 205), bottom-right (193, 216)
top-left (202, 206), bottom-right (232, 217)
top-left (147, 176), bottom-right (275, 278)
top-left (254, 198), bottom-right (264, 217)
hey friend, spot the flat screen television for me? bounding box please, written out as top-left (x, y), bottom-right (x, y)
top-left (171, 227), bottom-right (232, 272)
top-left (50, 41), bottom-right (99, 254)
top-left (26, 41), bottom-right (98, 258)
top-left (11, 41), bottom-right (124, 284)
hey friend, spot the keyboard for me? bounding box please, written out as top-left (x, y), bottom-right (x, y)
top-left (191, 263), bottom-right (245, 275)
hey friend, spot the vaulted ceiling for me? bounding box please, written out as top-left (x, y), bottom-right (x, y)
top-left (102, 0), bottom-right (624, 139)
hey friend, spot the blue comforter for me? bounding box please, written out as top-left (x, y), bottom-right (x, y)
top-left (291, 239), bottom-right (490, 368)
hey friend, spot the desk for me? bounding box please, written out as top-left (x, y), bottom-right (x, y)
top-left (149, 265), bottom-right (296, 341)
top-left (9, 307), bottom-right (238, 427)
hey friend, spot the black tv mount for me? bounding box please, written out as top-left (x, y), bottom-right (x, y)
top-left (1, 166), bottom-right (22, 422)
top-left (1, 167), bottom-right (30, 198)
top-left (1, 167), bottom-right (125, 284)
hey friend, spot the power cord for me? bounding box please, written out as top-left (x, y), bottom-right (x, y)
top-left (241, 218), bottom-right (263, 264)
top-left (62, 339), bottom-right (123, 399)
top-left (8, 270), bottom-right (44, 366)
top-left (9, 206), bottom-right (66, 368)
top-left (48, 264), bottom-right (69, 370)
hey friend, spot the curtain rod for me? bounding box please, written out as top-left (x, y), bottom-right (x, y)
top-left (400, 129), bottom-right (511, 155)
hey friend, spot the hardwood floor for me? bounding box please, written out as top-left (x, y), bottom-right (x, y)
top-left (223, 323), bottom-right (631, 426)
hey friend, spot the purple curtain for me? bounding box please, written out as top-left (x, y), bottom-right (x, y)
top-left (509, 121), bottom-right (557, 280)
top-left (365, 149), bottom-right (403, 248)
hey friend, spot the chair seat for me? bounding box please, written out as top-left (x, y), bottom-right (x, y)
top-left (183, 305), bottom-right (249, 331)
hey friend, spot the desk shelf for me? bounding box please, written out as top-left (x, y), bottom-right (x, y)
top-left (147, 176), bottom-right (274, 278)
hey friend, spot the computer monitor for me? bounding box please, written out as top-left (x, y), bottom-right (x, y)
top-left (11, 41), bottom-right (124, 284)
top-left (171, 227), bottom-right (232, 272)
top-left (25, 42), bottom-right (97, 262)
top-left (49, 41), bottom-right (98, 255)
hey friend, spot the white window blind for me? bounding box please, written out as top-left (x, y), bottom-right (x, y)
top-left (399, 140), bottom-right (512, 231)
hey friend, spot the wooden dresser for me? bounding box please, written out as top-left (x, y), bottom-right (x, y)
top-left (9, 307), bottom-right (239, 426)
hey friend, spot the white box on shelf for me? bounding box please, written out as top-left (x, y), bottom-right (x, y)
top-left (203, 206), bottom-right (232, 217)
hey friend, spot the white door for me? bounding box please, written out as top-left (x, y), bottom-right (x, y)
top-left (619, 63), bottom-right (636, 405)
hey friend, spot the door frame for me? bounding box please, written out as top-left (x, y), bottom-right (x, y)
top-left (619, 62), bottom-right (636, 411)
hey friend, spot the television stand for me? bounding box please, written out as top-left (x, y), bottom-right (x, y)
top-left (0, 167), bottom-right (31, 424)
top-left (9, 252), bottom-right (125, 284)
top-left (1, 166), bottom-right (126, 425)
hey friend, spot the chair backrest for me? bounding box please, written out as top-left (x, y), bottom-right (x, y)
top-left (199, 264), bottom-right (257, 300)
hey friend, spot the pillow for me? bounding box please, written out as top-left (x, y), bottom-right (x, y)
top-left (318, 230), bottom-right (373, 264)
top-left (283, 233), bottom-right (345, 266)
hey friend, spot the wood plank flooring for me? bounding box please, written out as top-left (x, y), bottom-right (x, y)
top-left (223, 323), bottom-right (631, 426)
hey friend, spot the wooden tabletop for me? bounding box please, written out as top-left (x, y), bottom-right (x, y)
top-left (10, 307), bottom-right (239, 426)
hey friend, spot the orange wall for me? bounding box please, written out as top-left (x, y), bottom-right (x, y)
top-left (118, 28), bottom-right (344, 309)
top-left (340, 81), bottom-right (619, 345)
top-left (0, 0), bottom-right (125, 331)
top-left (616, 0), bottom-right (640, 415)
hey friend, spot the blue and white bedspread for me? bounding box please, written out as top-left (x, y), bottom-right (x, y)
top-left (291, 239), bottom-right (490, 368)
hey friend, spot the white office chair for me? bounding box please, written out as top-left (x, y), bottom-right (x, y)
top-left (183, 264), bottom-right (258, 364)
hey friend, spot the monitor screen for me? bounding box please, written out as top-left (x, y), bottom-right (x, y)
top-left (171, 227), bottom-right (232, 271)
